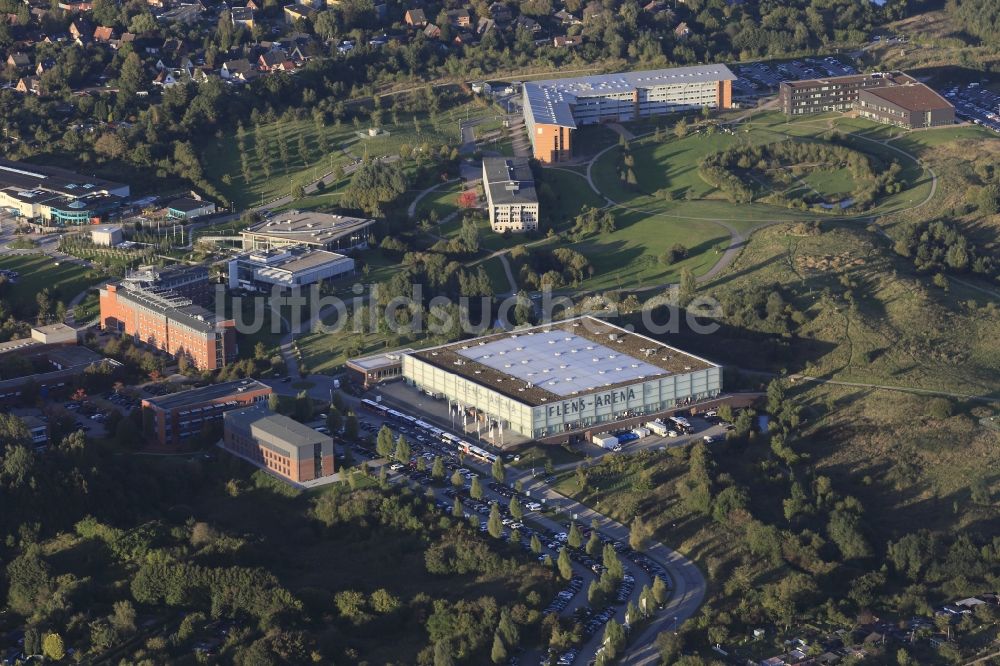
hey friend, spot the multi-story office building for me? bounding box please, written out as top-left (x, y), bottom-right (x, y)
top-left (481, 157), bottom-right (540, 233)
top-left (522, 65), bottom-right (736, 163)
top-left (241, 212), bottom-right (375, 252)
top-left (142, 379), bottom-right (272, 447)
top-left (99, 281), bottom-right (236, 371)
top-left (856, 84), bottom-right (955, 129)
top-left (227, 246), bottom-right (355, 291)
top-left (402, 316), bottom-right (722, 441)
top-left (0, 159), bottom-right (129, 224)
top-left (222, 404), bottom-right (335, 484)
top-left (779, 71), bottom-right (916, 115)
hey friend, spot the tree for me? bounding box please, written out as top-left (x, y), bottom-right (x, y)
top-left (451, 469), bottom-right (465, 487)
top-left (603, 619), bottom-right (626, 659)
top-left (111, 600), bottom-right (136, 634)
top-left (487, 503), bottom-right (503, 538)
top-left (394, 435), bottom-right (411, 462)
top-left (509, 497), bottom-right (523, 521)
top-left (42, 633), bottom-right (64, 661)
top-left (674, 118), bottom-right (688, 139)
top-left (267, 393), bottom-right (280, 412)
top-left (470, 476), bottom-right (484, 500)
top-left (452, 496), bottom-right (464, 518)
top-left (326, 407), bottom-right (343, 434)
top-left (458, 190), bottom-right (478, 209)
top-left (376, 425), bottom-right (395, 458)
top-left (433, 640), bottom-right (454, 666)
top-left (491, 457), bottom-right (505, 483)
top-left (341, 160), bottom-right (408, 215)
top-left (678, 267), bottom-right (697, 307)
top-left (557, 547), bottom-right (573, 580)
top-left (344, 412), bottom-right (359, 440)
top-left (586, 530), bottom-right (601, 556)
top-left (652, 575), bottom-right (668, 605)
top-left (530, 534), bottom-right (542, 554)
top-left (432, 456), bottom-right (445, 480)
top-left (568, 523), bottom-right (582, 549)
top-left (491, 632), bottom-right (508, 663)
top-left (630, 515), bottom-right (652, 551)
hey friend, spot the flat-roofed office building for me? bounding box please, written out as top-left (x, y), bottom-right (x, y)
top-left (481, 157), bottom-right (539, 232)
top-left (402, 316), bottom-right (722, 440)
top-left (223, 404), bottom-right (335, 483)
top-left (142, 379), bottom-right (272, 447)
top-left (779, 71), bottom-right (917, 115)
top-left (227, 246), bottom-right (355, 291)
top-left (857, 83), bottom-right (955, 129)
top-left (241, 212), bottom-right (375, 252)
top-left (522, 65), bottom-right (736, 163)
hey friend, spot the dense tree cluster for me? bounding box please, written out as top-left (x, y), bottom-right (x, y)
top-left (700, 139), bottom-right (901, 210)
top-left (894, 219), bottom-right (997, 278)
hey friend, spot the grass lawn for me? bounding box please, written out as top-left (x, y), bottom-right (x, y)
top-left (568, 208), bottom-right (731, 291)
top-left (798, 166), bottom-right (858, 199)
top-left (540, 168), bottom-right (606, 224)
top-left (510, 443), bottom-right (585, 471)
top-left (415, 180), bottom-right (466, 222)
top-left (0, 254), bottom-right (107, 319)
top-left (203, 98), bottom-right (501, 209)
top-left (480, 256), bottom-right (511, 294)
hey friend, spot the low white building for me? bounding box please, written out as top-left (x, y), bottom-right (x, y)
top-left (228, 246), bottom-right (355, 291)
top-left (91, 225), bottom-right (123, 246)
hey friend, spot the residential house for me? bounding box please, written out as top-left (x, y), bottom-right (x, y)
top-left (553, 35), bottom-right (581, 47)
top-left (230, 5), bottom-right (254, 27)
top-left (423, 23), bottom-right (441, 38)
top-left (476, 17), bottom-right (494, 35)
top-left (245, 0), bottom-right (260, 9)
top-left (111, 32), bottom-right (135, 49)
top-left (257, 49), bottom-right (288, 71)
top-left (93, 25), bottom-right (115, 42)
top-left (553, 9), bottom-right (580, 25)
top-left (34, 59), bottom-right (55, 76)
top-left (15, 76), bottom-right (40, 95)
top-left (582, 2), bottom-right (603, 21)
top-left (283, 5), bottom-right (315, 24)
top-left (220, 58), bottom-right (257, 81)
top-left (152, 69), bottom-right (181, 87)
top-left (452, 31), bottom-right (475, 45)
top-left (489, 2), bottom-right (511, 22)
top-left (336, 39), bottom-right (354, 53)
top-left (6, 53), bottom-right (30, 70)
top-left (68, 18), bottom-right (93, 41)
top-left (446, 8), bottom-right (471, 27)
top-left (404, 8), bottom-right (427, 27)
top-left (674, 21), bottom-right (691, 39)
top-left (513, 15), bottom-right (540, 33)
top-left (297, 0), bottom-right (324, 9)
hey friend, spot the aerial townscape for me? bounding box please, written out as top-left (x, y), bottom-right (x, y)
top-left (1, 0), bottom-right (1000, 663)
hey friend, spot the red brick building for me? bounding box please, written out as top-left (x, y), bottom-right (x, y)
top-left (99, 281), bottom-right (235, 371)
top-left (223, 404), bottom-right (334, 483)
top-left (142, 379), bottom-right (272, 448)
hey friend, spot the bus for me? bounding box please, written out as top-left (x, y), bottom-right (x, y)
top-left (458, 441), bottom-right (498, 464)
top-left (441, 432), bottom-right (460, 446)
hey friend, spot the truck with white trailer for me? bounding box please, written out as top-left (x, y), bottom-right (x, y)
top-left (592, 434), bottom-right (619, 449)
top-left (646, 420), bottom-right (670, 436)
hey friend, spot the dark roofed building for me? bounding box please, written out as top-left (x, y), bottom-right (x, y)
top-left (481, 157), bottom-right (538, 233)
top-left (223, 404), bottom-right (334, 484)
top-left (857, 83), bottom-right (955, 128)
top-left (142, 379), bottom-right (272, 447)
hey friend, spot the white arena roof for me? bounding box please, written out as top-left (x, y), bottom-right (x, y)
top-left (455, 329), bottom-right (667, 397)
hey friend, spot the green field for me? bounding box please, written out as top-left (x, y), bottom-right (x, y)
top-left (0, 254), bottom-right (106, 320)
top-left (414, 180), bottom-right (466, 222)
top-left (202, 98), bottom-right (503, 209)
top-left (566, 208), bottom-right (731, 291)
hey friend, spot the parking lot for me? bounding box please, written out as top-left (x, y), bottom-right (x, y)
top-left (334, 404), bottom-right (679, 666)
top-left (940, 82), bottom-right (1000, 133)
top-left (732, 56), bottom-right (858, 98)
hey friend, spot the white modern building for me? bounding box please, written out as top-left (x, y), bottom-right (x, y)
top-left (91, 225), bottom-right (123, 246)
top-left (241, 211), bottom-right (375, 252)
top-left (402, 316), bottom-right (722, 440)
top-left (228, 246), bottom-right (355, 291)
top-left (481, 157), bottom-right (540, 233)
top-left (522, 64), bottom-right (737, 163)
